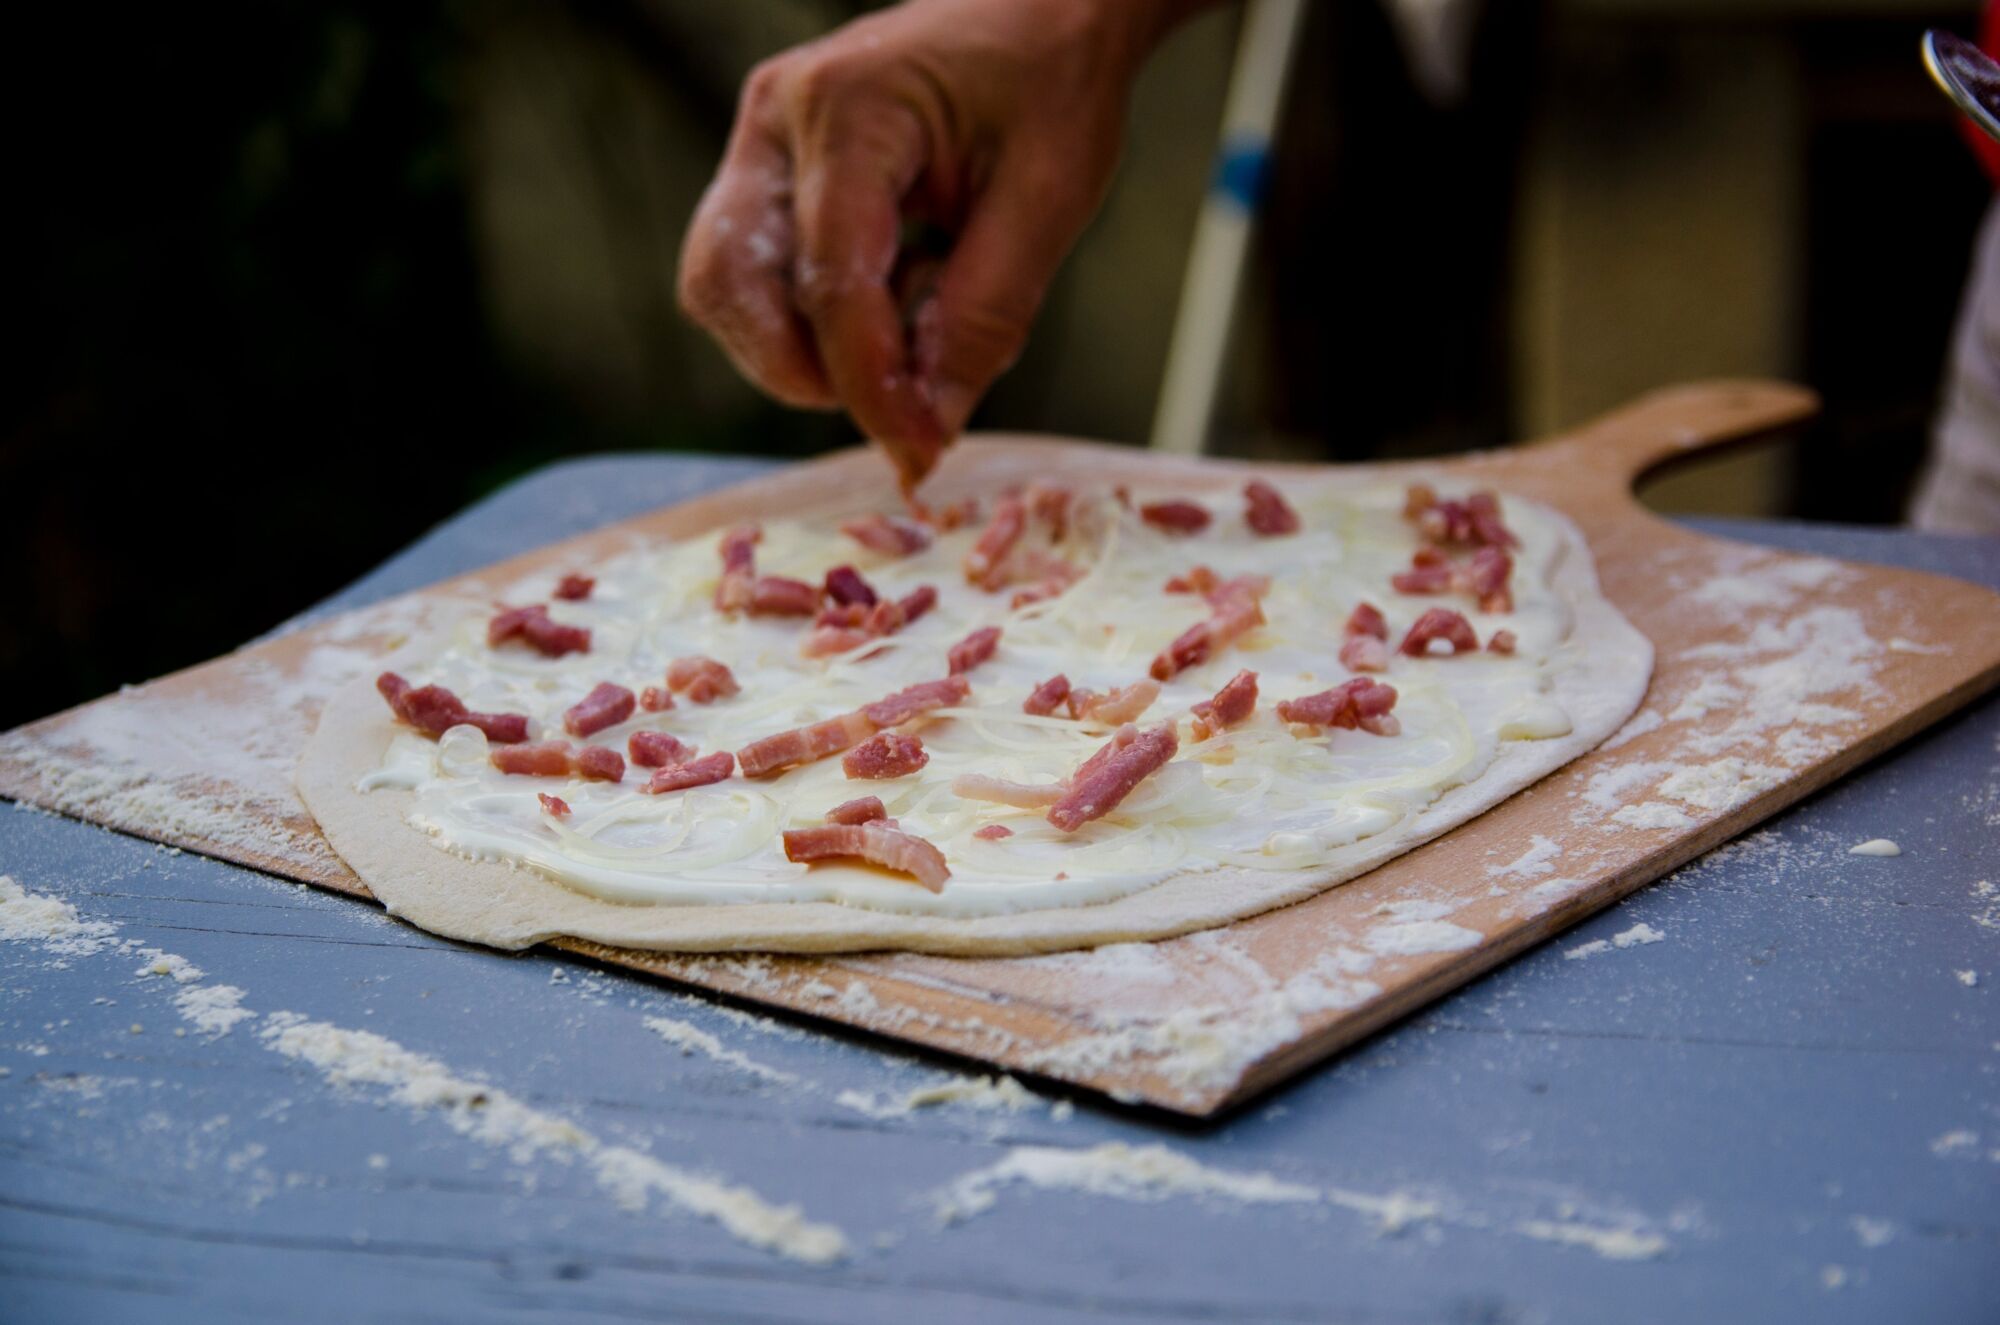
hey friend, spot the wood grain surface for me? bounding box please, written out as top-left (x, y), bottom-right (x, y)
top-left (4, 380), bottom-right (1997, 1116)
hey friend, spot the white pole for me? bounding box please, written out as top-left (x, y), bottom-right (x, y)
top-left (1149, 0), bottom-right (1308, 455)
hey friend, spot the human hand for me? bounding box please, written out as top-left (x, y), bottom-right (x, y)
top-left (677, 0), bottom-right (1195, 488)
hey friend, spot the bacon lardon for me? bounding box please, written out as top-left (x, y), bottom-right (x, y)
top-left (963, 494), bottom-right (1026, 589)
top-left (1048, 722), bottom-right (1180, 833)
top-left (644, 751), bottom-right (736, 794)
top-left (376, 672), bottom-right (530, 744)
top-left (1164, 565), bottom-right (1220, 595)
top-left (825, 795), bottom-right (888, 826)
top-left (1067, 678), bottom-right (1160, 725)
top-left (627, 730), bottom-right (696, 768)
top-left (1405, 484), bottom-right (1517, 549)
top-left (861, 676), bottom-right (971, 727)
top-left (972, 824), bottom-right (1014, 841)
top-left (839, 513), bottom-right (932, 558)
top-left (488, 604), bottom-right (591, 658)
top-left (639, 686), bottom-right (674, 713)
top-left (1190, 670), bottom-right (1258, 741)
top-left (1391, 547), bottom-right (1457, 595)
top-left (898, 585), bottom-right (938, 624)
top-left (714, 525), bottom-right (761, 613)
top-left (538, 793), bottom-right (571, 818)
top-left (947, 625), bottom-right (1002, 675)
top-left (1140, 500), bottom-right (1211, 535)
top-left (563, 682), bottom-right (635, 738)
top-left (1022, 674), bottom-right (1072, 716)
top-left (571, 745), bottom-right (625, 782)
top-left (781, 822), bottom-right (950, 892)
top-left (666, 656), bottom-right (739, 704)
top-left (1345, 602), bottom-right (1389, 641)
top-left (738, 711), bottom-right (877, 778)
top-left (748, 576), bottom-right (821, 617)
top-left (1026, 483), bottom-right (1072, 541)
top-left (951, 774), bottom-right (1065, 808)
top-left (1150, 576), bottom-right (1267, 681)
top-left (1243, 480), bottom-right (1299, 536)
top-left (1399, 607), bottom-right (1480, 657)
top-left (1487, 629), bottom-right (1518, 656)
top-left (823, 565), bottom-right (878, 607)
top-left (490, 741), bottom-right (575, 777)
top-left (1468, 546), bottom-right (1513, 613)
top-left (842, 731), bottom-right (929, 780)
top-left (1339, 635), bottom-right (1391, 673)
top-left (1275, 678), bottom-right (1401, 736)
top-left (553, 574), bottom-right (595, 601)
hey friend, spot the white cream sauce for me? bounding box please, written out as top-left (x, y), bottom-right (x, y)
top-left (363, 482), bottom-right (1580, 917)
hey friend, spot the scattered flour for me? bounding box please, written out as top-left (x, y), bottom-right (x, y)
top-left (136, 950), bottom-right (205, 984)
top-left (0, 875), bottom-right (119, 957)
top-left (175, 985), bottom-right (253, 1038)
top-left (837, 1073), bottom-right (1040, 1119)
top-left (1848, 839), bottom-right (1901, 858)
top-left (1956, 970), bottom-right (1979, 988)
top-left (1601, 709), bottom-right (1663, 751)
top-left (1365, 920), bottom-right (1483, 957)
top-left (260, 1013), bottom-right (848, 1263)
top-left (1851, 1216), bottom-right (1895, 1249)
top-left (1656, 758), bottom-right (1784, 813)
top-left (1929, 1129), bottom-right (1979, 1157)
top-left (1564, 940), bottom-right (1611, 961)
top-left (1515, 1218), bottom-right (1668, 1260)
top-left (1613, 923), bottom-right (1665, 949)
top-left (932, 1143), bottom-right (1319, 1223)
top-left (1488, 835), bottom-right (1562, 880)
top-left (642, 1016), bottom-right (794, 1084)
top-left (1610, 803), bottom-right (1695, 831)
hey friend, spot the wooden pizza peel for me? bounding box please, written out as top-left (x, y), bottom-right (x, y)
top-left (4, 380), bottom-right (1997, 1116)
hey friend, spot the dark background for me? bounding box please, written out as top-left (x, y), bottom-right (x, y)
top-left (5, 2), bottom-right (1988, 732)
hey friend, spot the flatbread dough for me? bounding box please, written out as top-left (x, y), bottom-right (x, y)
top-left (296, 487), bottom-right (1650, 956)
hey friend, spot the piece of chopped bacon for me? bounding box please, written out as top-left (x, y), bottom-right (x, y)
top-left (1488, 629), bottom-right (1518, 655)
top-left (639, 686), bottom-right (674, 713)
top-left (1190, 670), bottom-right (1258, 741)
top-left (1027, 484), bottom-right (1072, 541)
top-left (1244, 480), bottom-right (1299, 536)
top-left (1164, 565), bottom-right (1220, 595)
top-left (572, 745), bottom-right (625, 782)
top-left (947, 625), bottom-right (1002, 675)
top-left (644, 751), bottom-right (736, 794)
top-left (553, 573), bottom-right (595, 601)
top-left (964, 494), bottom-right (1026, 589)
top-left (862, 676), bottom-right (971, 727)
top-left (952, 774), bottom-right (1064, 808)
top-left (1068, 678), bottom-right (1161, 725)
top-left (1468, 546), bottom-right (1513, 613)
top-left (912, 496), bottom-right (978, 531)
top-left (781, 822), bottom-right (950, 892)
top-left (1023, 674), bottom-right (1072, 716)
top-left (842, 731), bottom-right (929, 779)
top-left (628, 730), bottom-right (696, 768)
top-left (1048, 723), bottom-right (1180, 833)
top-left (840, 513), bottom-right (932, 558)
top-left (491, 741), bottom-right (574, 777)
top-left (488, 604), bottom-right (591, 657)
top-left (1406, 484), bottom-right (1517, 549)
top-left (1399, 607), bottom-right (1480, 657)
top-left (714, 525), bottom-right (761, 613)
top-left (1465, 492), bottom-right (1516, 548)
top-left (376, 672), bottom-right (530, 743)
top-left (1403, 483), bottom-right (1439, 520)
top-left (738, 711), bottom-right (876, 779)
top-left (972, 824), bottom-right (1013, 841)
top-left (747, 575), bottom-right (821, 617)
top-left (826, 795), bottom-right (888, 826)
top-left (801, 626), bottom-right (875, 658)
top-left (1140, 499), bottom-right (1211, 535)
top-left (1150, 576), bottom-right (1267, 681)
top-left (538, 793), bottom-right (571, 818)
top-left (1391, 547), bottom-right (1457, 595)
top-left (815, 603), bottom-right (868, 629)
top-left (563, 681), bottom-right (635, 738)
top-left (666, 656), bottom-right (739, 704)
top-left (1275, 678), bottom-right (1401, 736)
top-left (898, 584), bottom-right (938, 623)
top-left (823, 564), bottom-right (878, 607)
top-left (1339, 634), bottom-right (1391, 673)
top-left (1345, 602), bottom-right (1388, 641)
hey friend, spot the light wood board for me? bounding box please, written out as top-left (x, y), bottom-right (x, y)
top-left (5, 380), bottom-right (1998, 1116)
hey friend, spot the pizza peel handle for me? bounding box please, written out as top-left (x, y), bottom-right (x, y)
top-left (1515, 379), bottom-right (1821, 503)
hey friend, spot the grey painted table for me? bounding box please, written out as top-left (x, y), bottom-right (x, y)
top-left (3, 455), bottom-right (1996, 1324)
